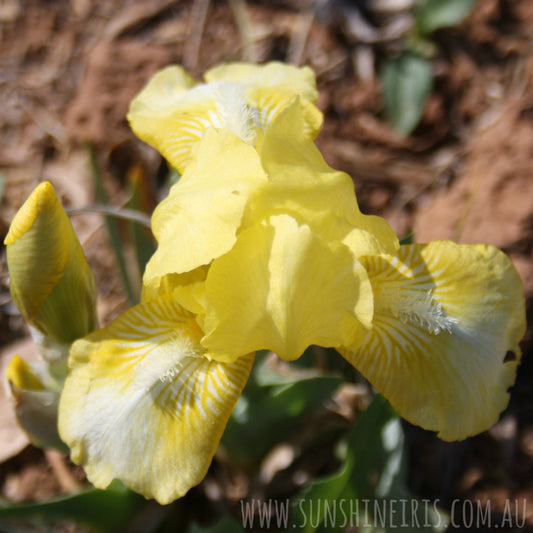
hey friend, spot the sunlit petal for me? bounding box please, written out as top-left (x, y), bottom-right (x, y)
top-left (340, 241), bottom-right (526, 441)
top-left (205, 63), bottom-right (322, 135)
top-left (258, 99), bottom-right (338, 185)
top-left (252, 102), bottom-right (399, 255)
top-left (202, 214), bottom-right (373, 362)
top-left (58, 294), bottom-right (254, 504)
top-left (248, 87), bottom-right (323, 139)
top-left (204, 61), bottom-right (319, 100)
top-left (141, 268), bottom-right (209, 335)
top-left (155, 82), bottom-right (259, 172)
top-left (144, 128), bottom-right (267, 280)
top-left (129, 62), bottom-right (323, 173)
top-left (127, 65), bottom-right (197, 151)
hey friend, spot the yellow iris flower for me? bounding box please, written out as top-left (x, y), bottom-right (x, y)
top-left (127, 61), bottom-right (323, 174)
top-left (53, 63), bottom-right (525, 505)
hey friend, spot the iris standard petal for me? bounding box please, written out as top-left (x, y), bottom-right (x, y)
top-left (254, 101), bottom-right (399, 255)
top-left (339, 241), bottom-right (526, 441)
top-left (259, 99), bottom-right (339, 185)
top-left (247, 87), bottom-right (323, 139)
top-left (202, 214), bottom-right (373, 362)
top-left (58, 293), bottom-right (254, 504)
top-left (5, 182), bottom-right (97, 346)
top-left (144, 128), bottom-right (267, 281)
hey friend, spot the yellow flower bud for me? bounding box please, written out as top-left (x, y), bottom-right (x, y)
top-left (5, 182), bottom-right (97, 351)
top-left (5, 355), bottom-right (44, 390)
top-left (5, 355), bottom-right (66, 451)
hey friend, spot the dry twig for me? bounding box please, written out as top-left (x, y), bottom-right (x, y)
top-left (183, 0), bottom-right (211, 71)
top-left (229, 0), bottom-right (259, 62)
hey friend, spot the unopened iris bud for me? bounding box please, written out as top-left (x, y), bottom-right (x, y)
top-left (5, 355), bottom-right (66, 451)
top-left (5, 182), bottom-right (97, 361)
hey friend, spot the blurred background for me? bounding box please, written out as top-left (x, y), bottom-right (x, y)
top-left (0, 0), bottom-right (532, 531)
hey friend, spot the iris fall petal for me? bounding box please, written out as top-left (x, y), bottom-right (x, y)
top-left (339, 241), bottom-right (526, 441)
top-left (128, 61), bottom-right (322, 173)
top-left (127, 65), bottom-right (197, 152)
top-left (58, 293), bottom-right (254, 504)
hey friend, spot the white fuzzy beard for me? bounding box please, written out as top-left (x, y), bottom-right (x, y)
top-left (383, 289), bottom-right (458, 335)
top-left (214, 82), bottom-right (258, 144)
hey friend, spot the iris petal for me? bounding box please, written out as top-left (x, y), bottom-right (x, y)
top-left (204, 61), bottom-right (319, 101)
top-left (155, 82), bottom-right (258, 172)
top-left (58, 294), bottom-right (253, 504)
top-left (205, 62), bottom-right (322, 137)
top-left (248, 102), bottom-right (399, 256)
top-left (127, 65), bottom-right (197, 153)
top-left (128, 62), bottom-right (322, 173)
top-left (144, 128), bottom-right (267, 281)
top-left (202, 214), bottom-right (373, 362)
top-left (339, 241), bottom-right (526, 441)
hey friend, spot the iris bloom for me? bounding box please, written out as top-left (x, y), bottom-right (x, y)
top-left (57, 89), bottom-right (525, 505)
top-left (127, 61), bottom-right (323, 174)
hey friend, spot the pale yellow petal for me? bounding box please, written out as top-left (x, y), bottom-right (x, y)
top-left (155, 82), bottom-right (259, 172)
top-left (145, 128), bottom-right (267, 280)
top-left (242, 169), bottom-right (398, 258)
top-left (127, 65), bottom-right (197, 150)
top-left (129, 62), bottom-right (322, 172)
top-left (202, 214), bottom-right (373, 362)
top-left (204, 61), bottom-right (319, 102)
top-left (259, 99), bottom-right (337, 184)
top-left (247, 88), bottom-right (323, 139)
top-left (58, 294), bottom-right (253, 504)
top-left (340, 242), bottom-right (526, 441)
top-left (342, 217), bottom-right (400, 258)
top-left (251, 102), bottom-right (399, 255)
